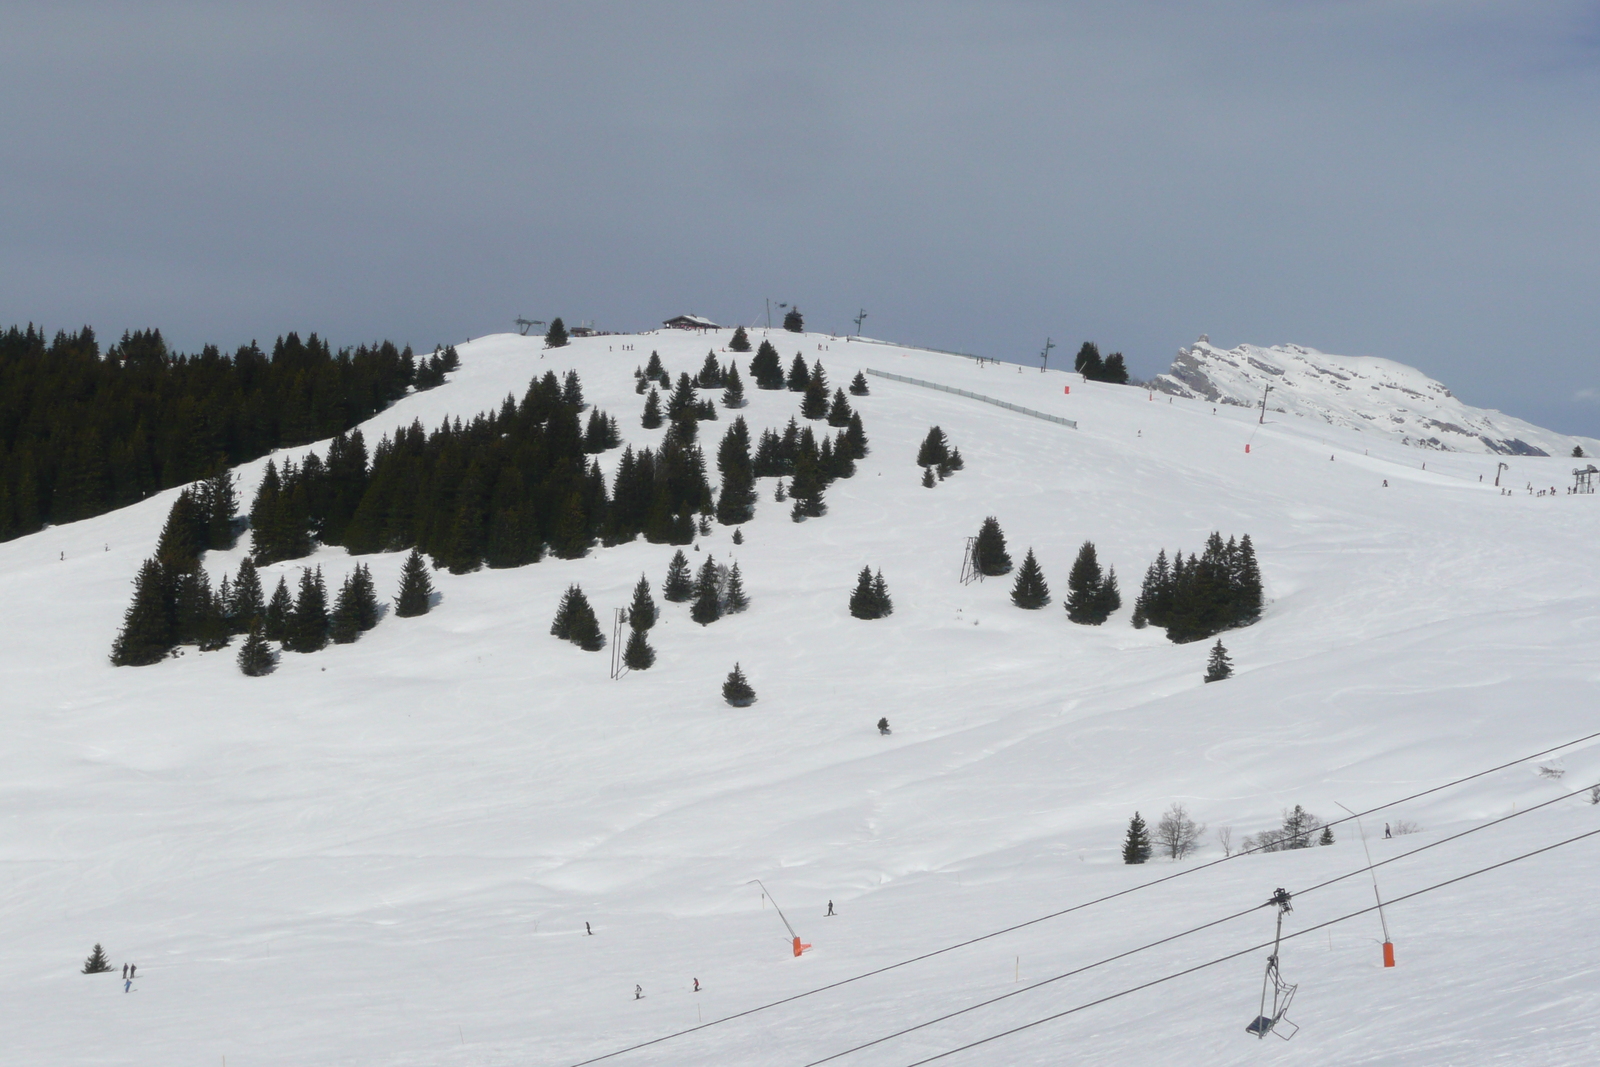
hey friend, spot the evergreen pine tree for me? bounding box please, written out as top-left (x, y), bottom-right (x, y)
top-left (722, 365), bottom-right (747, 408)
top-left (843, 410), bottom-right (869, 459)
top-left (849, 566), bottom-right (879, 619)
top-left (945, 447), bottom-right (964, 472)
top-left (395, 549), bottom-right (434, 617)
top-left (724, 562), bottom-right (749, 613)
top-left (1574, 445), bottom-right (1587, 459)
top-left (351, 563), bottom-right (379, 630)
top-left (1318, 825), bottom-right (1335, 846)
top-left (691, 555), bottom-right (723, 625)
top-left (921, 466), bottom-right (935, 488)
top-left (549, 584), bottom-right (578, 640)
top-left (849, 370), bottom-right (869, 396)
top-left (545, 317), bottom-right (569, 348)
top-left (1102, 352), bottom-right (1130, 384)
top-left (551, 584), bottom-right (604, 650)
top-left (787, 354), bottom-right (809, 391)
top-left (1122, 812), bottom-right (1152, 864)
top-left (801, 362), bottom-right (829, 418)
top-left (645, 350), bottom-right (665, 379)
top-left (237, 623), bottom-right (276, 676)
top-left (1010, 548), bottom-right (1051, 609)
top-left (110, 557), bottom-right (175, 666)
top-left (871, 569), bottom-right (892, 616)
top-left (284, 566), bottom-right (329, 653)
top-left (1094, 566), bottom-right (1122, 621)
top-left (975, 516), bottom-right (1012, 576)
top-left (82, 944), bottom-right (113, 974)
top-left (1204, 640), bottom-right (1232, 682)
top-left (641, 387), bottom-right (663, 429)
top-left (627, 573), bottom-right (657, 630)
top-left (750, 340), bottom-right (785, 389)
top-left (825, 388), bottom-right (853, 426)
top-left (1065, 541), bottom-right (1107, 623)
top-left (562, 369), bottom-right (584, 409)
top-left (916, 426), bottom-right (950, 469)
top-left (623, 627), bottom-right (656, 670)
top-left (729, 325), bottom-right (751, 352)
top-left (782, 307), bottom-right (804, 332)
top-left (264, 575), bottom-right (293, 641)
top-left (1074, 341), bottom-right (1103, 379)
top-left (723, 662), bottom-right (757, 706)
top-left (231, 557), bottom-right (265, 633)
top-left (330, 575), bottom-right (361, 644)
top-left (732, 527), bottom-right (744, 545)
top-left (697, 350), bottom-right (724, 388)
top-left (662, 549), bottom-right (694, 602)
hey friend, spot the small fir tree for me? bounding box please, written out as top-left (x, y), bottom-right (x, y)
top-left (641, 387), bottom-right (664, 429)
top-left (801, 362), bottom-right (830, 419)
top-left (1065, 541), bottom-right (1110, 624)
top-left (284, 567), bottom-right (330, 653)
top-left (231, 557), bottom-right (265, 633)
top-left (394, 549), bottom-right (434, 617)
top-left (750, 339), bottom-right (785, 389)
top-left (1574, 445), bottom-right (1586, 458)
top-left (329, 575), bottom-right (362, 644)
top-left (849, 370), bottom-right (870, 396)
top-left (722, 365), bottom-right (747, 408)
top-left (627, 574), bottom-right (657, 630)
top-left (237, 623), bottom-right (276, 676)
top-left (82, 944), bottom-right (113, 974)
top-left (731, 527), bottom-right (744, 545)
top-left (1319, 825), bottom-right (1334, 846)
top-left (691, 555), bottom-right (724, 625)
top-left (661, 549), bottom-right (695, 602)
top-left (723, 662), bottom-right (757, 706)
top-left (622, 627), bottom-right (656, 670)
top-left (786, 353), bottom-right (809, 391)
top-left (1122, 812), bottom-right (1152, 864)
top-left (975, 516), bottom-right (1012, 576)
top-left (1074, 341), bottom-right (1103, 379)
top-left (1203, 640), bottom-right (1232, 682)
top-left (264, 576), bottom-right (293, 641)
top-left (110, 557), bottom-right (175, 666)
top-left (916, 426), bottom-right (950, 469)
top-left (825, 388), bottom-right (853, 427)
top-left (545, 317), bottom-right (569, 348)
top-left (849, 566), bottom-right (878, 619)
top-left (551, 584), bottom-right (605, 650)
top-left (920, 466), bottom-right (935, 488)
top-left (1010, 549), bottom-right (1051, 609)
top-left (782, 307), bottom-right (804, 332)
top-left (724, 562), bottom-right (749, 613)
top-left (350, 563), bottom-right (380, 630)
top-left (1102, 352), bottom-right (1130, 384)
top-left (729, 325), bottom-right (751, 352)
top-left (871, 569), bottom-right (892, 616)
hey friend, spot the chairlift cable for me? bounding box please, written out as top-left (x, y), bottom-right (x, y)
top-left (891, 826), bottom-right (1600, 1067)
top-left (562, 730), bottom-right (1600, 1067)
top-left (795, 778), bottom-right (1600, 1067)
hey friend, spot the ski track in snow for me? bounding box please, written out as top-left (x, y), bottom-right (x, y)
top-left (2, 329), bottom-right (1599, 1065)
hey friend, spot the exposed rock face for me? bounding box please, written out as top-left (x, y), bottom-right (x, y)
top-left (1149, 339), bottom-right (1578, 456)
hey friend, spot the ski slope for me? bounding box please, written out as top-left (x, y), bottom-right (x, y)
top-left (2, 327), bottom-right (1599, 1066)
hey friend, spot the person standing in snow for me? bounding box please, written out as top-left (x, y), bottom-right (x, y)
top-left (826, 900), bottom-right (835, 917)
top-left (693, 978), bottom-right (700, 992)
top-left (634, 985), bottom-right (643, 1000)
top-left (877, 718), bottom-right (891, 735)
top-left (1384, 823), bottom-right (1392, 839)
top-left (129, 963), bottom-right (136, 979)
top-left (123, 978), bottom-right (131, 993)
top-left (122, 964), bottom-right (128, 979)
top-left (585, 922), bottom-right (592, 936)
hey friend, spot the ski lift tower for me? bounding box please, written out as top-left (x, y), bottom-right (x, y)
top-left (853, 308), bottom-right (868, 336)
top-left (1573, 464), bottom-right (1598, 494)
top-left (1039, 337), bottom-right (1055, 373)
top-left (515, 317), bottom-right (545, 337)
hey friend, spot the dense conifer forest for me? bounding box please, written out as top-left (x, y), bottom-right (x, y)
top-left (0, 323), bottom-right (445, 542)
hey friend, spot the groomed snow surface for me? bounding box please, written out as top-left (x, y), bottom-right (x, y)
top-left (3, 329), bottom-right (1599, 1066)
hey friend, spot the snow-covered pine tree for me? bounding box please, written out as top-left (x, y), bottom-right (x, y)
top-left (623, 627), bottom-right (656, 670)
top-left (237, 623), bottom-right (276, 676)
top-left (1204, 639), bottom-right (1232, 682)
top-left (395, 549), bottom-right (434, 617)
top-left (628, 574), bottom-right (657, 630)
top-left (1010, 548), bottom-right (1051, 609)
top-left (1122, 812), bottom-right (1152, 864)
top-left (723, 663), bottom-right (756, 706)
top-left (975, 516), bottom-right (1012, 576)
top-left (662, 549), bottom-right (694, 602)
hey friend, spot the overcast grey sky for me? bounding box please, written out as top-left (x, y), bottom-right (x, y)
top-left (3, 2), bottom-right (1597, 432)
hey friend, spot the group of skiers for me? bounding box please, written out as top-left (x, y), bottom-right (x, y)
top-left (121, 962), bottom-right (137, 992)
top-left (620, 899), bottom-right (842, 1001)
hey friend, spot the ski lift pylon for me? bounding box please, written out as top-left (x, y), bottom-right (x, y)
top-left (1246, 887), bottom-right (1299, 1040)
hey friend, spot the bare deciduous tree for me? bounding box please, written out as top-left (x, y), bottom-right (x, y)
top-left (1217, 826), bottom-right (1233, 856)
top-left (1154, 802), bottom-right (1206, 860)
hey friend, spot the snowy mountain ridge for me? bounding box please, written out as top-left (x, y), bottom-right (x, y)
top-left (3, 327), bottom-right (1600, 1065)
top-left (1149, 338), bottom-right (1587, 457)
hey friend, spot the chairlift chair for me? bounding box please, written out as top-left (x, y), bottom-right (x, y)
top-left (1246, 888), bottom-right (1299, 1040)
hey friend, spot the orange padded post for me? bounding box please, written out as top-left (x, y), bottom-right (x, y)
top-left (1382, 942), bottom-right (1395, 967)
top-left (793, 937), bottom-right (810, 957)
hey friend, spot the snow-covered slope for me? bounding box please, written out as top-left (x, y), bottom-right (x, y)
top-left (1150, 337), bottom-right (1595, 457)
top-left (3, 328), bottom-right (1600, 1066)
